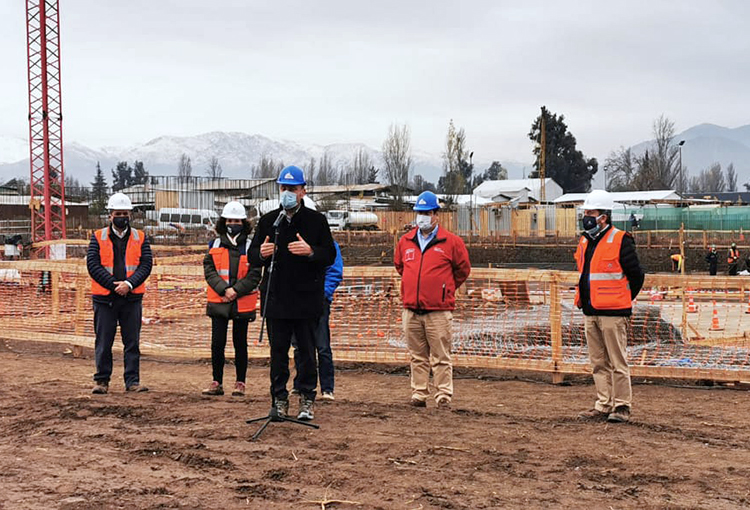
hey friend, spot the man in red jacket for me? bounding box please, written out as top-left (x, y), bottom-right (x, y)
top-left (394, 191), bottom-right (471, 409)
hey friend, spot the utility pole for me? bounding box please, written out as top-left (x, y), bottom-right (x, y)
top-left (539, 107), bottom-right (546, 203)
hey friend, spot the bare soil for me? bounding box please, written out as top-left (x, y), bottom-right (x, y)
top-left (1, 340), bottom-right (749, 510)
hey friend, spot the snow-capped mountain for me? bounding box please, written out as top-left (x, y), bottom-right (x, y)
top-left (0, 130), bottom-right (527, 186)
top-left (629, 123), bottom-right (750, 184)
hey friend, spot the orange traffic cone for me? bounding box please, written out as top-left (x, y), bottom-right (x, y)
top-left (687, 295), bottom-right (698, 313)
top-left (710, 301), bottom-right (723, 331)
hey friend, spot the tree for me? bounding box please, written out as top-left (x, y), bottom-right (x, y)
top-left (381, 123), bottom-right (412, 210)
top-left (411, 174), bottom-right (436, 193)
top-left (689, 163), bottom-right (726, 193)
top-left (64, 174), bottom-right (87, 201)
top-left (250, 154), bottom-right (278, 179)
top-left (132, 160), bottom-right (148, 185)
top-left (206, 156), bottom-right (222, 179)
top-left (111, 161), bottom-right (133, 191)
top-left (307, 157), bottom-right (316, 188)
top-left (351, 148), bottom-right (372, 185)
top-left (603, 147), bottom-right (637, 191)
top-left (726, 162), bottom-right (737, 192)
top-left (177, 153), bottom-right (192, 182)
top-left (3, 177), bottom-right (29, 195)
top-left (473, 161), bottom-right (507, 188)
top-left (90, 162), bottom-right (108, 215)
top-left (528, 106), bottom-right (598, 193)
top-left (316, 150), bottom-right (336, 186)
top-left (603, 116), bottom-right (681, 191)
top-left (366, 166), bottom-right (379, 184)
top-left (438, 120), bottom-right (470, 200)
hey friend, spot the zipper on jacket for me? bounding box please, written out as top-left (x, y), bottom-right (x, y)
top-left (415, 252), bottom-right (425, 310)
top-left (442, 283), bottom-right (446, 302)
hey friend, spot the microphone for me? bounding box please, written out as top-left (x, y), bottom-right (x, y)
top-left (272, 209), bottom-right (286, 228)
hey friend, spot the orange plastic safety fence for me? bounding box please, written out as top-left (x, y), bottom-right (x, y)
top-left (1, 261), bottom-right (750, 382)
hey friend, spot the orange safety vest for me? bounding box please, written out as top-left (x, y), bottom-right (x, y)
top-left (574, 227), bottom-right (632, 310)
top-left (728, 248), bottom-right (739, 264)
top-left (206, 238), bottom-right (258, 314)
top-left (91, 227), bottom-right (146, 296)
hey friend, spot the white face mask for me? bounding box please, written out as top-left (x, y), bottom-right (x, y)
top-left (416, 214), bottom-right (433, 231)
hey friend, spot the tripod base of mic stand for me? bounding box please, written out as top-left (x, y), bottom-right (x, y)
top-left (246, 406), bottom-right (320, 441)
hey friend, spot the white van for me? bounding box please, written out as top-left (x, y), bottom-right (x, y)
top-left (150, 208), bottom-right (219, 231)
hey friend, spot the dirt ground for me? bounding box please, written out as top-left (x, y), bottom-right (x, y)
top-left (1, 341), bottom-right (749, 510)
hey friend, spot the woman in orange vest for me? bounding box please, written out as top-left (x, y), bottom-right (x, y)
top-left (202, 201), bottom-right (261, 396)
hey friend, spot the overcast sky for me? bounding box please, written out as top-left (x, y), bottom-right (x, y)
top-left (0, 0), bottom-right (748, 163)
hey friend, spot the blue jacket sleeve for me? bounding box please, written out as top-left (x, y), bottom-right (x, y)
top-left (126, 236), bottom-right (153, 289)
top-left (324, 241), bottom-right (344, 302)
top-left (86, 233), bottom-right (116, 291)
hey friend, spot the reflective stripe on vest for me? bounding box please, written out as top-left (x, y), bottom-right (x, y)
top-left (206, 238), bottom-right (258, 313)
top-left (574, 227), bottom-right (631, 310)
top-left (91, 227), bottom-right (146, 295)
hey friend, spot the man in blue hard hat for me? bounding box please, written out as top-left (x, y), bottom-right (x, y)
top-left (249, 165), bottom-right (336, 421)
top-left (394, 191), bottom-right (471, 409)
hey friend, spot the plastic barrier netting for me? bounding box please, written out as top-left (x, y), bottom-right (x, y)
top-left (2, 258), bottom-right (750, 382)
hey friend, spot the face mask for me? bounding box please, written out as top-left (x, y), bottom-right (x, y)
top-left (581, 215), bottom-right (601, 235)
top-left (280, 190), bottom-right (299, 210)
top-left (113, 217), bottom-right (129, 230)
top-left (416, 214), bottom-right (433, 231)
top-left (227, 224), bottom-right (243, 236)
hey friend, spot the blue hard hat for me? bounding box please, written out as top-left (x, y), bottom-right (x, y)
top-left (413, 191), bottom-right (440, 211)
top-left (277, 165), bottom-right (306, 186)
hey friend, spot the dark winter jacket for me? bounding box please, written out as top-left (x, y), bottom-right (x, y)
top-left (578, 225), bottom-right (645, 317)
top-left (249, 203), bottom-right (336, 319)
top-left (203, 233), bottom-right (262, 320)
top-left (86, 226), bottom-right (153, 304)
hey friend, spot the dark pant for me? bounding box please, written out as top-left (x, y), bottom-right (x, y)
top-left (709, 263), bottom-right (717, 276)
top-left (267, 317), bottom-right (318, 401)
top-left (210, 316), bottom-right (249, 383)
top-left (93, 299), bottom-right (142, 387)
top-left (293, 301), bottom-right (334, 393)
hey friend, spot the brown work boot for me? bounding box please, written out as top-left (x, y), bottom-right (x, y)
top-left (202, 381), bottom-right (224, 396)
top-left (231, 381), bottom-right (246, 397)
top-left (410, 397), bottom-right (427, 408)
top-left (607, 406), bottom-right (631, 423)
top-left (126, 384), bottom-right (149, 392)
top-left (577, 408), bottom-right (609, 421)
top-left (436, 397), bottom-right (452, 410)
top-left (92, 381), bottom-right (109, 394)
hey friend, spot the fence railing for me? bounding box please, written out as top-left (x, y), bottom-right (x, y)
top-left (1, 260), bottom-right (749, 382)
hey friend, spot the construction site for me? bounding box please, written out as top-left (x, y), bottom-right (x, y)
top-left (3, 1), bottom-right (750, 509)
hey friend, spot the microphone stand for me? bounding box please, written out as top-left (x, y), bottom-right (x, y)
top-left (247, 208), bottom-right (319, 440)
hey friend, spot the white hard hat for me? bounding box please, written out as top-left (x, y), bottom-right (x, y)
top-left (581, 189), bottom-right (615, 211)
top-left (107, 192), bottom-right (133, 211)
top-left (221, 201), bottom-right (246, 219)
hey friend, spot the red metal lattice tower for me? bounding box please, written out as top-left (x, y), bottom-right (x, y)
top-left (26, 0), bottom-right (66, 254)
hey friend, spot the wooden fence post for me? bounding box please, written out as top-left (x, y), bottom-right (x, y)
top-left (549, 273), bottom-right (564, 384)
top-left (51, 270), bottom-right (60, 321)
top-left (73, 272), bottom-right (87, 358)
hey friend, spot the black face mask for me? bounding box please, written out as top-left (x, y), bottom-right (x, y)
top-left (227, 224), bottom-right (243, 236)
top-left (113, 217), bottom-right (129, 230)
top-left (581, 215), bottom-right (599, 234)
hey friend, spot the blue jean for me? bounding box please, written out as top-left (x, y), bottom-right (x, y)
top-left (93, 299), bottom-right (142, 387)
top-left (293, 301), bottom-right (334, 393)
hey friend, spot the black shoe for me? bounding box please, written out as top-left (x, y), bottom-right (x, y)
top-left (297, 396), bottom-right (314, 421)
top-left (410, 397), bottom-right (427, 408)
top-left (607, 406), bottom-right (631, 423)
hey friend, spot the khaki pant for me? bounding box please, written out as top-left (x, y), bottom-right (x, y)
top-left (402, 309), bottom-right (454, 403)
top-left (584, 315), bottom-right (632, 412)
